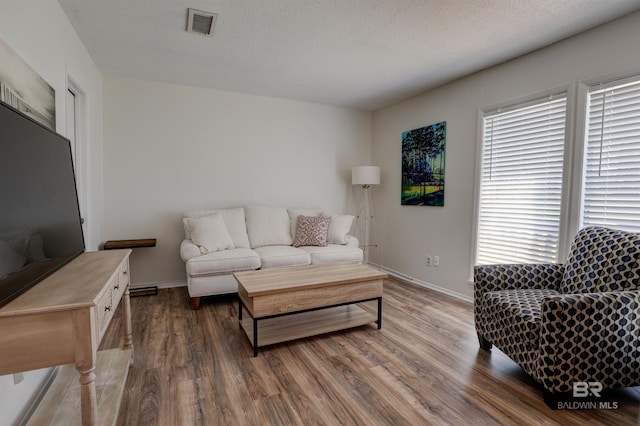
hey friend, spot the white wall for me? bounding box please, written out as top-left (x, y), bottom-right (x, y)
top-left (0, 0), bottom-right (104, 424)
top-left (372, 11), bottom-right (640, 300)
top-left (102, 77), bottom-right (372, 286)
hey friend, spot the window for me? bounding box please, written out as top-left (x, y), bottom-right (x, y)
top-left (476, 94), bottom-right (567, 265)
top-left (582, 77), bottom-right (640, 232)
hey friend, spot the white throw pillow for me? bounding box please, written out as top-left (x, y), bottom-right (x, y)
top-left (325, 214), bottom-right (355, 245)
top-left (183, 214), bottom-right (234, 255)
top-left (245, 205), bottom-right (293, 248)
top-left (287, 208), bottom-right (322, 239)
top-left (184, 208), bottom-right (250, 248)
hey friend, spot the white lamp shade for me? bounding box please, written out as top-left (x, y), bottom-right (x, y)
top-left (352, 166), bottom-right (380, 185)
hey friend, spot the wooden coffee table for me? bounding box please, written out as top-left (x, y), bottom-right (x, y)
top-left (234, 262), bottom-right (387, 356)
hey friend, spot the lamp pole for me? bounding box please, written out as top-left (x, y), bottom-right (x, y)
top-left (352, 166), bottom-right (380, 265)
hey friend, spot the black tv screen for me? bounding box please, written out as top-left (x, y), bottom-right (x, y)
top-left (0, 101), bottom-right (85, 307)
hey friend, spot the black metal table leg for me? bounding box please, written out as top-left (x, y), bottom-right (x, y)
top-left (253, 318), bottom-right (258, 357)
top-left (239, 295), bottom-right (382, 357)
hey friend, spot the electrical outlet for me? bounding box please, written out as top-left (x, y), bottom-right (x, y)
top-left (434, 256), bottom-right (440, 267)
top-left (425, 255), bottom-right (432, 267)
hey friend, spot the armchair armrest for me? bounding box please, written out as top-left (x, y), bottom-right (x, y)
top-left (474, 263), bottom-right (564, 343)
top-left (180, 239), bottom-right (202, 262)
top-left (538, 290), bottom-right (640, 393)
top-left (474, 263), bottom-right (563, 294)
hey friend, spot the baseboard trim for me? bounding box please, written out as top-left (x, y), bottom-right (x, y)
top-left (130, 280), bottom-right (186, 291)
top-left (128, 272), bottom-right (473, 304)
top-left (367, 263), bottom-right (473, 303)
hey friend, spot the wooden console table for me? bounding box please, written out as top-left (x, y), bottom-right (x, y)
top-left (0, 250), bottom-right (133, 426)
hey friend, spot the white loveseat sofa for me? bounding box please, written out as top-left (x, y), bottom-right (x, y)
top-left (180, 205), bottom-right (363, 309)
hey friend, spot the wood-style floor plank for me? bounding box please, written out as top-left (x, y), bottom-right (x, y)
top-left (100, 279), bottom-right (640, 425)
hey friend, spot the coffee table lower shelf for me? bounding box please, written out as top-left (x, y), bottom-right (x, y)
top-left (239, 303), bottom-right (379, 356)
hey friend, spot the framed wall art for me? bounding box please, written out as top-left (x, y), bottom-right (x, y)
top-left (0, 38), bottom-right (55, 130)
top-left (401, 121), bottom-right (446, 206)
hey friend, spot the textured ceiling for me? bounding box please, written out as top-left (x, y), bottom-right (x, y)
top-left (58, 0), bottom-right (640, 111)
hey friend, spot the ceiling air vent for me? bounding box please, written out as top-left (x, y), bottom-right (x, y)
top-left (186, 8), bottom-right (218, 37)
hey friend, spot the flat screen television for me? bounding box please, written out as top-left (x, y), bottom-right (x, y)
top-left (0, 100), bottom-right (85, 308)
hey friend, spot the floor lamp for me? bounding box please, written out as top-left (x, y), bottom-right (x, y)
top-left (352, 166), bottom-right (380, 264)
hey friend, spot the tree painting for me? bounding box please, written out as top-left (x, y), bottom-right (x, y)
top-left (401, 121), bottom-right (446, 206)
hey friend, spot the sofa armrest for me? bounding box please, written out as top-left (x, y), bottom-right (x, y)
top-left (538, 290), bottom-right (640, 393)
top-left (180, 239), bottom-right (202, 262)
top-left (344, 234), bottom-right (359, 248)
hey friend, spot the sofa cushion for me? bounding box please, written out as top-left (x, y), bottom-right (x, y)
top-left (253, 246), bottom-right (311, 269)
top-left (288, 208), bottom-right (322, 239)
top-left (184, 208), bottom-right (250, 248)
top-left (323, 213), bottom-right (355, 245)
top-left (245, 205), bottom-right (293, 248)
top-left (186, 248), bottom-right (260, 277)
top-left (293, 215), bottom-right (331, 247)
top-left (183, 214), bottom-right (234, 254)
top-left (299, 244), bottom-right (364, 264)
top-left (561, 227), bottom-right (640, 294)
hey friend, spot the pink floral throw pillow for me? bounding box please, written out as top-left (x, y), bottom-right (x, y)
top-left (292, 215), bottom-right (331, 247)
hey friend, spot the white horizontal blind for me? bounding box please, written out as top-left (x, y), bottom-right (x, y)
top-left (583, 77), bottom-right (640, 232)
top-left (477, 95), bottom-right (567, 265)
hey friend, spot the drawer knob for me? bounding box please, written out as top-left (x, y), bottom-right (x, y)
top-left (105, 306), bottom-right (112, 312)
top-left (114, 284), bottom-right (120, 290)
top-left (123, 270), bottom-right (128, 275)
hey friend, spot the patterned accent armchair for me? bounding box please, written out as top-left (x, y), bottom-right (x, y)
top-left (474, 227), bottom-right (640, 404)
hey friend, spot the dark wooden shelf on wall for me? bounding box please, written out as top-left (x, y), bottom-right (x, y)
top-left (103, 239), bottom-right (157, 250)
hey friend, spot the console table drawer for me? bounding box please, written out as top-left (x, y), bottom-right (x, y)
top-left (96, 258), bottom-right (129, 343)
top-left (112, 259), bottom-right (129, 305)
top-left (97, 282), bottom-right (115, 342)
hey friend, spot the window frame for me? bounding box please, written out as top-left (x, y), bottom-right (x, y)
top-left (471, 67), bottom-right (640, 280)
top-left (470, 84), bottom-right (576, 273)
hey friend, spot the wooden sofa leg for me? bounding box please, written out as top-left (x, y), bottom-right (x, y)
top-left (478, 333), bottom-right (492, 351)
top-left (191, 297), bottom-right (201, 310)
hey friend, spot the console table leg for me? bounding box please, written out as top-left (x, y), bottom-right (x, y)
top-left (79, 366), bottom-right (98, 425)
top-left (123, 286), bottom-right (134, 364)
top-left (377, 297), bottom-right (382, 329)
